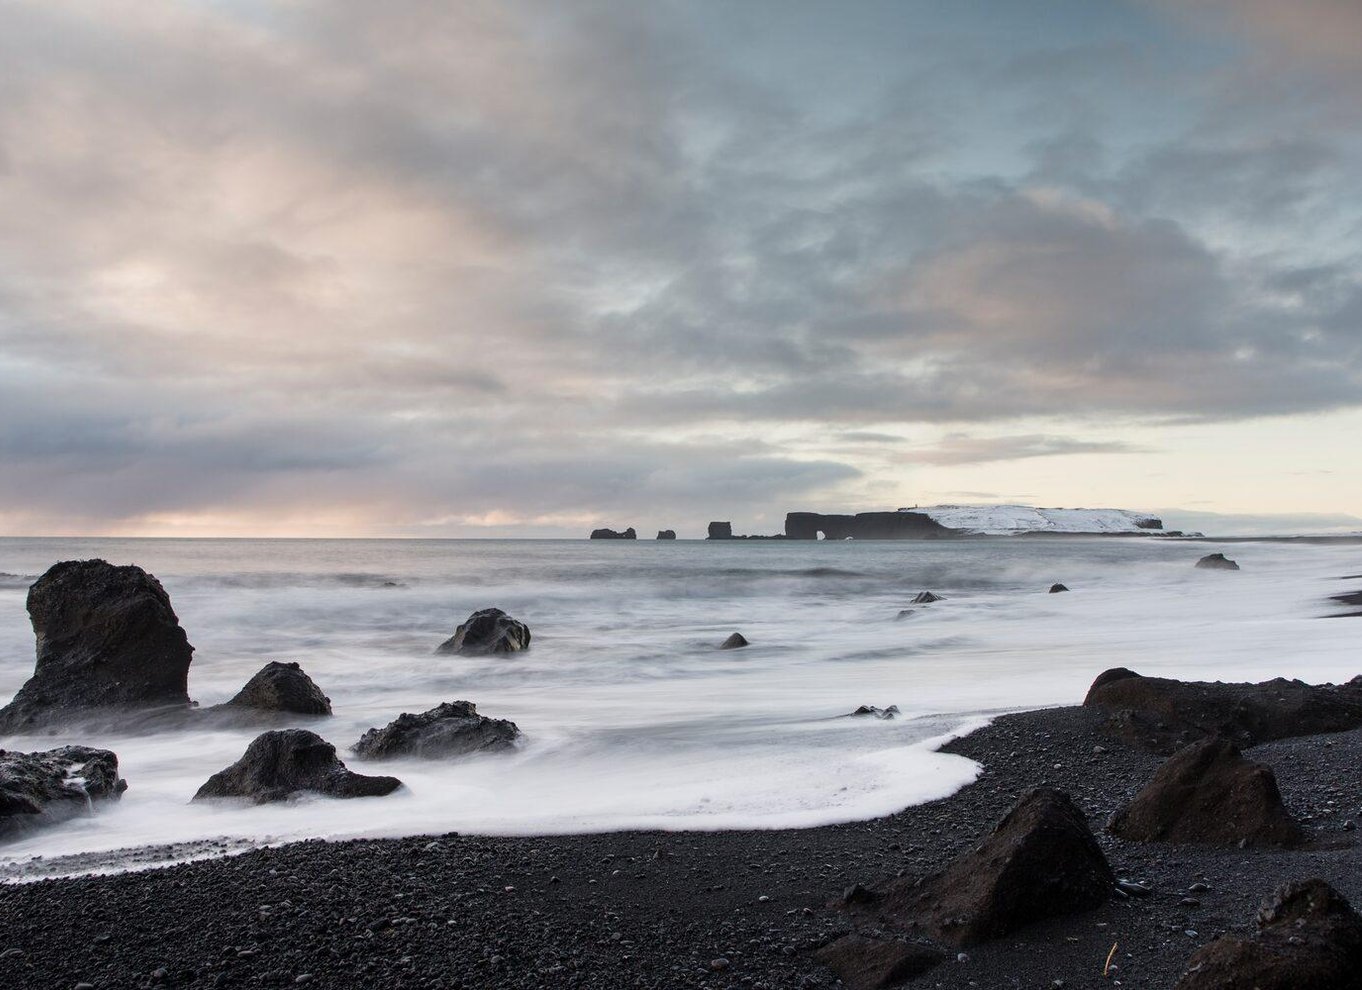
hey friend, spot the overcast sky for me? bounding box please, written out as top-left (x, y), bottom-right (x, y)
top-left (2, 0), bottom-right (1360, 537)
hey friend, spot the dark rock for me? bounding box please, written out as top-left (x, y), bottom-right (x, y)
top-left (0, 746), bottom-right (127, 838)
top-left (222, 662), bottom-right (331, 716)
top-left (655, 530), bottom-right (676, 540)
top-left (1109, 737), bottom-right (1304, 846)
top-left (1196, 552), bottom-right (1240, 570)
top-left (589, 527), bottom-right (636, 540)
top-left (707, 521), bottom-right (734, 540)
top-left (815, 934), bottom-right (946, 989)
top-left (881, 787), bottom-right (1113, 946)
top-left (785, 511), bottom-right (956, 540)
top-left (848, 705), bottom-right (899, 720)
top-left (1082, 668), bottom-right (1362, 754)
top-left (352, 702), bottom-right (520, 760)
top-left (1048, 583), bottom-right (1069, 593)
top-left (1175, 879), bottom-right (1362, 990)
top-left (193, 730), bottom-right (401, 804)
top-left (719, 632), bottom-right (749, 650)
top-left (436, 608), bottom-right (531, 655)
top-left (0, 560), bottom-right (195, 730)
top-left (894, 609), bottom-right (915, 620)
top-left (911, 591), bottom-right (944, 604)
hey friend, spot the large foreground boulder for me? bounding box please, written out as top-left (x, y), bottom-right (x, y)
top-left (1175, 880), bottom-right (1362, 989)
top-left (1, 746), bottom-right (127, 838)
top-left (221, 661), bottom-right (331, 716)
top-left (0, 560), bottom-right (194, 730)
top-left (436, 608), bottom-right (531, 655)
top-left (1109, 737), bottom-right (1303, 847)
top-left (814, 934), bottom-right (946, 990)
top-left (1196, 552), bottom-right (1240, 570)
top-left (193, 730), bottom-right (401, 804)
top-left (1083, 667), bottom-right (1362, 754)
top-left (352, 701), bottom-right (520, 759)
top-left (881, 787), bottom-right (1113, 946)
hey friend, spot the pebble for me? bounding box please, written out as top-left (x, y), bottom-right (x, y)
top-left (710, 957), bottom-right (731, 972)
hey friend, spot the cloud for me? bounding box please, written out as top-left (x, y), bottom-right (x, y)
top-left (902, 434), bottom-right (1150, 466)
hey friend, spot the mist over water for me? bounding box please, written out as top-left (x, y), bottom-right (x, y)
top-left (0, 537), bottom-right (1357, 876)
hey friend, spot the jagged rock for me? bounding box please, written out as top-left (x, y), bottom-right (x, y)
top-left (911, 591), bottom-right (944, 604)
top-left (222, 661), bottom-right (331, 716)
top-left (1109, 737), bottom-right (1303, 846)
top-left (1175, 879), bottom-right (1362, 990)
top-left (1048, 583), bottom-right (1069, 593)
top-left (0, 746), bottom-right (127, 839)
top-left (1083, 668), bottom-right (1362, 754)
top-left (589, 527), bottom-right (636, 540)
top-left (436, 608), bottom-right (531, 655)
top-left (1196, 552), bottom-right (1240, 570)
top-left (881, 787), bottom-right (1113, 946)
top-left (193, 730), bottom-right (401, 804)
top-left (848, 705), bottom-right (900, 720)
top-left (655, 530), bottom-right (677, 540)
top-left (0, 560), bottom-right (195, 731)
top-left (707, 521), bottom-right (734, 540)
top-left (719, 632), bottom-right (749, 650)
top-left (814, 934), bottom-right (946, 989)
top-left (352, 702), bottom-right (520, 760)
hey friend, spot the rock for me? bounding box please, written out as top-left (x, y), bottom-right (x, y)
top-left (881, 787), bottom-right (1113, 946)
top-left (655, 530), bottom-right (676, 540)
top-left (1175, 879), bottom-right (1362, 990)
top-left (707, 521), bottom-right (734, 540)
top-left (911, 591), bottom-right (944, 604)
top-left (0, 560), bottom-right (195, 730)
top-left (848, 705), bottom-right (900, 720)
top-left (814, 934), bottom-right (946, 989)
top-left (221, 662), bottom-right (331, 716)
top-left (589, 527), bottom-right (636, 540)
top-left (1196, 552), bottom-right (1240, 571)
top-left (352, 702), bottom-right (520, 760)
top-left (894, 609), bottom-right (915, 620)
top-left (1109, 737), bottom-right (1304, 847)
top-left (0, 746), bottom-right (127, 838)
top-left (719, 632), bottom-right (749, 650)
top-left (435, 608), bottom-right (531, 655)
top-left (193, 730), bottom-right (401, 804)
top-left (1082, 668), bottom-right (1362, 754)
top-left (1048, 583), bottom-right (1069, 593)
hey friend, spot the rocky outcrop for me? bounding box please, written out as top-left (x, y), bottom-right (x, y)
top-left (1082, 668), bottom-right (1362, 754)
top-left (220, 661), bottom-right (331, 716)
top-left (707, 521), bottom-right (734, 540)
top-left (655, 530), bottom-right (676, 540)
top-left (1049, 583), bottom-right (1069, 593)
top-left (1175, 879), bottom-right (1362, 990)
top-left (848, 705), bottom-right (899, 719)
top-left (719, 632), bottom-right (749, 650)
top-left (1109, 737), bottom-right (1303, 847)
top-left (785, 511), bottom-right (956, 540)
top-left (590, 527), bottom-right (636, 540)
top-left (193, 730), bottom-right (401, 804)
top-left (1196, 552), bottom-right (1240, 570)
top-left (0, 746), bottom-right (127, 839)
top-left (911, 591), bottom-right (944, 604)
top-left (814, 934), bottom-right (946, 990)
top-left (436, 608), bottom-right (531, 655)
top-left (0, 560), bottom-right (195, 731)
top-left (880, 787), bottom-right (1113, 946)
top-left (352, 701), bottom-right (520, 760)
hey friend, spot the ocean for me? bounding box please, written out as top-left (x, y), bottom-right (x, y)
top-left (0, 536), bottom-right (1356, 876)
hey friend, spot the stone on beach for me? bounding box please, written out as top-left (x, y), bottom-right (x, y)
top-left (0, 746), bottom-right (127, 839)
top-left (222, 661), bottom-right (332, 716)
top-left (352, 701), bottom-right (520, 760)
top-left (193, 729), bottom-right (401, 804)
top-left (814, 934), bottom-right (946, 990)
top-left (436, 607), bottom-right (531, 655)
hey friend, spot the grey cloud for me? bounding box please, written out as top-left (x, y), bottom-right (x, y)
top-left (902, 434), bottom-right (1151, 466)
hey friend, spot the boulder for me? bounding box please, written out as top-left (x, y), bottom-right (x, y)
top-left (589, 527), bottom-right (637, 540)
top-left (1196, 552), bottom-right (1240, 571)
top-left (0, 560), bottom-right (194, 730)
top-left (0, 746), bottom-right (127, 839)
top-left (655, 530), bottom-right (677, 540)
top-left (881, 787), bottom-right (1113, 946)
top-left (707, 521), bottom-right (734, 540)
top-left (848, 705), bottom-right (899, 720)
top-left (436, 608), bottom-right (531, 655)
top-left (1048, 583), bottom-right (1069, 593)
top-left (719, 632), bottom-right (749, 650)
top-left (911, 591), bottom-right (944, 604)
top-left (1175, 879), bottom-right (1362, 990)
top-left (1083, 668), bottom-right (1362, 754)
top-left (221, 661), bottom-right (331, 716)
top-left (352, 701), bottom-right (520, 760)
top-left (193, 729), bottom-right (401, 804)
top-left (814, 934), bottom-right (946, 989)
top-left (1109, 737), bottom-right (1303, 847)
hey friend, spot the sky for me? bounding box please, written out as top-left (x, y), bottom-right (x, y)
top-left (1, 0), bottom-right (1360, 538)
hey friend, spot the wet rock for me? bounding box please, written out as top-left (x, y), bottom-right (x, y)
top-left (1048, 583), bottom-right (1069, 593)
top-left (1109, 737), bottom-right (1303, 846)
top-left (848, 705), bottom-right (899, 720)
top-left (815, 934), bottom-right (946, 989)
top-left (655, 530), bottom-right (677, 540)
top-left (881, 787), bottom-right (1113, 946)
top-left (911, 591), bottom-right (944, 604)
top-left (589, 527), bottom-right (636, 540)
top-left (894, 609), bottom-right (915, 620)
top-left (436, 608), bottom-right (531, 655)
top-left (1175, 879), bottom-right (1362, 989)
top-left (719, 632), bottom-right (749, 650)
top-left (0, 746), bottom-right (127, 838)
top-left (221, 662), bottom-right (331, 716)
top-left (352, 702), bottom-right (520, 760)
top-left (0, 560), bottom-right (195, 730)
top-left (1195, 552), bottom-right (1240, 571)
top-left (193, 730), bottom-right (401, 804)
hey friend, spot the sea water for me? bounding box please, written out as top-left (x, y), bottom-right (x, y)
top-left (0, 536), bottom-right (1357, 876)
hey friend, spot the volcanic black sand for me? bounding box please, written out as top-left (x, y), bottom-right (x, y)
top-left (2, 706), bottom-right (1359, 989)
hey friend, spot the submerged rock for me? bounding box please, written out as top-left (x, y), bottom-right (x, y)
top-left (911, 591), bottom-right (944, 604)
top-left (719, 632), bottom-right (749, 650)
top-left (221, 661), bottom-right (332, 716)
top-left (894, 609), bottom-right (915, 620)
top-left (1109, 737), bottom-right (1303, 847)
top-left (589, 527), bottom-right (637, 540)
top-left (1048, 583), bottom-right (1069, 593)
top-left (848, 705), bottom-right (900, 720)
top-left (352, 701), bottom-right (520, 760)
top-left (0, 746), bottom-right (127, 839)
top-left (436, 608), bottom-right (531, 655)
top-left (194, 729), bottom-right (401, 804)
top-left (1175, 879), bottom-right (1362, 990)
top-left (0, 559), bottom-right (195, 731)
top-left (1196, 552), bottom-right (1240, 571)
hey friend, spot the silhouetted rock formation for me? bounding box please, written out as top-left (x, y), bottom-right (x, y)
top-left (1, 746), bottom-right (127, 839)
top-left (707, 521), bottom-right (734, 540)
top-left (221, 661), bottom-right (332, 717)
top-left (0, 560), bottom-right (195, 731)
top-left (848, 705), bottom-right (899, 720)
top-left (719, 632), bottom-right (749, 650)
top-left (1196, 552), bottom-right (1240, 570)
top-left (193, 729), bottom-right (401, 804)
top-left (785, 511), bottom-right (955, 540)
top-left (1109, 737), bottom-right (1304, 846)
top-left (655, 530), bottom-right (676, 540)
top-left (352, 702), bottom-right (520, 760)
top-left (590, 527), bottom-right (636, 540)
top-left (436, 608), bottom-right (531, 655)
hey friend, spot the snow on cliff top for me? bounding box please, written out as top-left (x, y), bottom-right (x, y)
top-left (902, 504), bottom-right (1161, 535)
